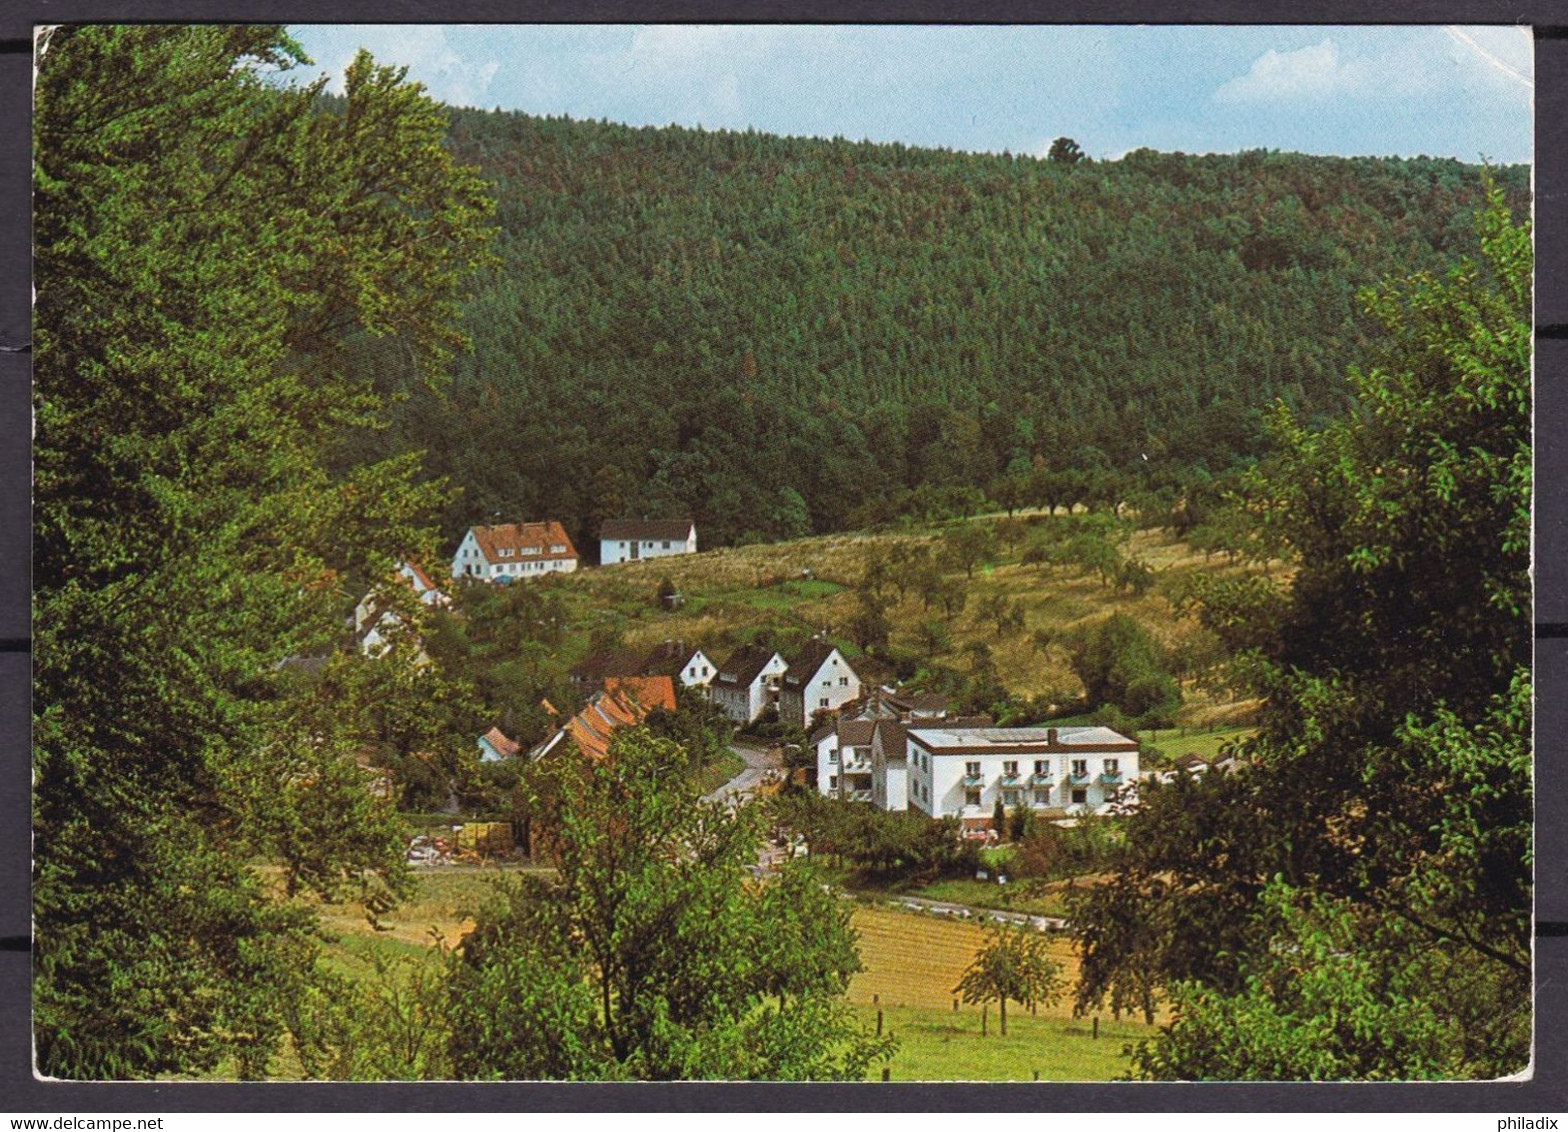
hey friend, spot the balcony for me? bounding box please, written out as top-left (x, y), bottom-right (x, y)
top-left (848, 789), bottom-right (873, 803)
top-left (1100, 772), bottom-right (1123, 786)
top-left (1068, 772), bottom-right (1091, 786)
top-left (962, 773), bottom-right (985, 787)
top-left (998, 772), bottom-right (1022, 786)
top-left (1030, 772), bottom-right (1053, 786)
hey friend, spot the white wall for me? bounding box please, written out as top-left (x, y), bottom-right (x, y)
top-left (780, 649), bottom-right (861, 728)
top-left (907, 742), bottom-right (1138, 821)
top-left (678, 650), bottom-right (715, 687)
top-left (600, 528), bottom-right (696, 566)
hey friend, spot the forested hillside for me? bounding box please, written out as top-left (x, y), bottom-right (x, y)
top-left (343, 108), bottom-right (1525, 552)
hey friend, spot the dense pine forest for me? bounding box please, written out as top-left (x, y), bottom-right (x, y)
top-left (345, 108), bottom-right (1526, 550)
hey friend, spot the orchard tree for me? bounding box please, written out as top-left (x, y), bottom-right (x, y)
top-left (954, 924), bottom-right (1065, 1036)
top-left (447, 729), bottom-right (894, 1079)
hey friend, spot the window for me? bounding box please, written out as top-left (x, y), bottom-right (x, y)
top-left (1002, 789), bottom-right (1019, 806)
top-left (1104, 758), bottom-right (1120, 774)
top-left (965, 788), bottom-right (982, 807)
top-left (1071, 759), bottom-right (1088, 778)
top-left (551, 544), bottom-right (567, 553)
top-left (1003, 760), bottom-right (1018, 776)
top-left (1034, 759), bottom-right (1049, 776)
top-left (820, 698), bottom-right (830, 709)
top-left (662, 541), bottom-right (671, 549)
top-left (965, 761), bottom-right (981, 777)
top-left (829, 776), bottom-right (838, 790)
top-left (822, 679), bottom-right (832, 687)
top-left (1033, 788), bottom-right (1051, 804)
top-left (829, 749), bottom-right (839, 764)
top-left (840, 677), bottom-right (849, 686)
top-left (1072, 788), bottom-right (1087, 805)
top-left (701, 666), bottom-right (710, 676)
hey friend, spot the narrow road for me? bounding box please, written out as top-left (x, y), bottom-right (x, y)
top-left (879, 892), bottom-right (1069, 933)
top-left (704, 741), bottom-right (784, 805)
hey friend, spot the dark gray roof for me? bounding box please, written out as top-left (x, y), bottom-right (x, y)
top-left (600, 518), bottom-right (694, 542)
top-left (714, 645), bottom-right (781, 688)
top-left (783, 639), bottom-right (854, 690)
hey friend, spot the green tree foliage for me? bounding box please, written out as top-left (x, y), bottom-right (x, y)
top-left (1071, 189), bottom-right (1532, 1080)
top-left (32, 27), bottom-right (494, 1078)
top-left (380, 108), bottom-right (1524, 550)
top-left (1065, 613), bottom-right (1181, 727)
top-left (446, 729), bottom-right (894, 1079)
top-left (1047, 136), bottom-right (1086, 165)
top-left (954, 924), bottom-right (1065, 1035)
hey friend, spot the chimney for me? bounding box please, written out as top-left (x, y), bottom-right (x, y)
top-left (1047, 727), bottom-right (1058, 746)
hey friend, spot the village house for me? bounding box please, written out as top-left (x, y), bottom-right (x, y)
top-left (354, 561), bottom-right (448, 657)
top-left (571, 640), bottom-right (717, 694)
top-left (599, 518), bottom-right (698, 566)
top-left (811, 718), bottom-right (876, 803)
top-left (709, 645), bottom-right (788, 725)
top-left (477, 726), bottom-right (521, 763)
top-left (451, 521), bottom-right (578, 582)
top-left (777, 639), bottom-right (862, 729)
top-left (904, 725), bottom-right (1140, 829)
top-left (527, 675), bottom-right (677, 761)
top-left (870, 719), bottom-right (910, 811)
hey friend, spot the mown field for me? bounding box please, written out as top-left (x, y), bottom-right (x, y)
top-left (551, 510), bottom-right (1267, 729)
top-left (310, 867), bottom-right (1154, 1081)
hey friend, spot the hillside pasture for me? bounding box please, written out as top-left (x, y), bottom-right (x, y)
top-left (554, 513), bottom-right (1270, 727)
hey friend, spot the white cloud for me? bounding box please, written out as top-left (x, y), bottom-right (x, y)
top-left (1215, 38), bottom-right (1387, 103)
top-left (309, 26), bottom-right (500, 108)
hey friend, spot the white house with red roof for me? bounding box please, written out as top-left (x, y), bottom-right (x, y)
top-left (599, 519), bottom-right (697, 566)
top-left (452, 521), bottom-right (579, 582)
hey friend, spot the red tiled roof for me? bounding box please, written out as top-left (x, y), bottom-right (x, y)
top-left (472, 521), bottom-right (578, 562)
top-left (404, 560), bottom-right (439, 593)
top-left (604, 675), bottom-right (677, 715)
top-left (482, 727), bottom-right (520, 758)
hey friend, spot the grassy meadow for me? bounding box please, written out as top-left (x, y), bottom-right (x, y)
top-left (309, 867), bottom-right (1155, 1081)
top-left (551, 510), bottom-right (1266, 730)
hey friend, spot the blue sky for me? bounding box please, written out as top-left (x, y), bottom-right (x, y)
top-left (289, 24), bottom-right (1533, 164)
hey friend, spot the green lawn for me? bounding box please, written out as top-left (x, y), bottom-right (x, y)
top-left (1140, 726), bottom-right (1255, 767)
top-left (861, 1002), bottom-right (1149, 1081)
top-left (692, 748), bottom-right (747, 795)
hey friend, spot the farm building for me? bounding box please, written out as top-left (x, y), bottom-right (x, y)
top-left (451, 521), bottom-right (578, 582)
top-left (599, 518), bottom-right (697, 566)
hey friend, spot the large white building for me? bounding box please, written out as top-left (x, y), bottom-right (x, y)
top-left (599, 519), bottom-right (697, 566)
top-left (452, 521), bottom-right (578, 582)
top-left (904, 725), bottom-right (1139, 829)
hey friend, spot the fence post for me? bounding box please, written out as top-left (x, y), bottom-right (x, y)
top-left (876, 1009), bottom-right (883, 1036)
top-left (1093, 1016), bottom-right (1099, 1040)
top-left (881, 1067), bottom-right (890, 1082)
